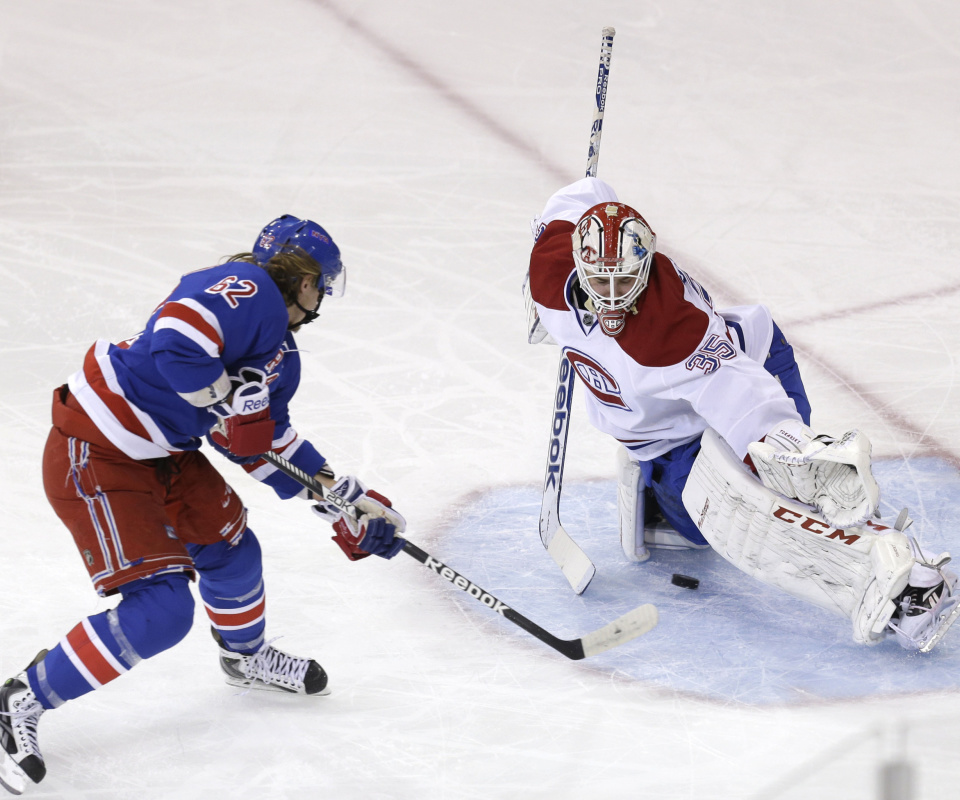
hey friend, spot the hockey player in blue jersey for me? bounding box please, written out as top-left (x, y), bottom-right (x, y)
top-left (0, 216), bottom-right (406, 795)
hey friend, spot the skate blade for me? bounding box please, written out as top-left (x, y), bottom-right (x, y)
top-left (919, 598), bottom-right (960, 653)
top-left (0, 752), bottom-right (27, 795)
top-left (223, 676), bottom-right (331, 697)
top-left (644, 526), bottom-right (711, 551)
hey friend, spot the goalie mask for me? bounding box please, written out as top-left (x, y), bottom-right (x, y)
top-left (572, 202), bottom-right (656, 337)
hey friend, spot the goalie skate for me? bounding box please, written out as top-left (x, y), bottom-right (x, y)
top-left (889, 542), bottom-right (960, 653)
top-left (212, 629), bottom-right (329, 696)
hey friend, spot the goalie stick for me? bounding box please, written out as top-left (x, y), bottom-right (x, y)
top-left (261, 450), bottom-right (658, 659)
top-left (539, 26), bottom-right (616, 595)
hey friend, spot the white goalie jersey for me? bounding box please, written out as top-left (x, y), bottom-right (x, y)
top-left (527, 178), bottom-right (801, 462)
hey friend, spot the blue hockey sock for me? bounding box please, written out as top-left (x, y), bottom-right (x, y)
top-left (189, 530), bottom-right (266, 654)
top-left (26, 574), bottom-right (194, 709)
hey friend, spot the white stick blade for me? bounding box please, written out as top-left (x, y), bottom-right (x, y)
top-left (580, 604), bottom-right (659, 658)
top-left (546, 526), bottom-right (596, 595)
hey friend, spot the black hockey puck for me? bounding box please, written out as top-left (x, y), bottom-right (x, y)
top-left (671, 573), bottom-right (699, 590)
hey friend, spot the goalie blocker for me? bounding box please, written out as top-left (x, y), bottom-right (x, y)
top-left (682, 429), bottom-right (960, 652)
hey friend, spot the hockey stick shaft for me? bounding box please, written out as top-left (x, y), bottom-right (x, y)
top-left (539, 27), bottom-right (616, 594)
top-left (539, 356), bottom-right (595, 594)
top-left (261, 450), bottom-right (657, 659)
top-left (586, 26), bottom-right (615, 179)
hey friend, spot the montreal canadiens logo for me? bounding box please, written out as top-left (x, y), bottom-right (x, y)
top-left (563, 348), bottom-right (630, 410)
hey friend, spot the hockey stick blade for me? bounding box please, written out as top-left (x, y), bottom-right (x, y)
top-left (542, 520), bottom-right (596, 595)
top-left (261, 451), bottom-right (657, 659)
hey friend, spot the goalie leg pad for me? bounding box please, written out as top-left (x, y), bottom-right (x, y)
top-left (617, 446), bottom-right (649, 562)
top-left (853, 533), bottom-right (913, 644)
top-left (683, 429), bottom-right (912, 644)
top-left (617, 447), bottom-right (713, 554)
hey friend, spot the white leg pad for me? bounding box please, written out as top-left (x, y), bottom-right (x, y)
top-left (854, 534), bottom-right (914, 644)
top-left (682, 429), bottom-right (913, 644)
top-left (617, 446), bottom-right (650, 562)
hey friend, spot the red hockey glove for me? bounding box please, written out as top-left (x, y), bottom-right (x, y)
top-left (329, 514), bottom-right (405, 561)
top-left (311, 475), bottom-right (407, 561)
top-left (209, 370), bottom-right (275, 457)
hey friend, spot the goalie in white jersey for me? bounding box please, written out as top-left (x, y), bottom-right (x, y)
top-left (525, 177), bottom-right (959, 653)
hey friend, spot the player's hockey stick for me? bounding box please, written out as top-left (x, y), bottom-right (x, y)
top-left (261, 450), bottom-right (658, 659)
top-left (538, 27), bottom-right (616, 595)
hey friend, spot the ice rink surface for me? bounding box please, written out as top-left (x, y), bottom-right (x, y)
top-left (1, 0), bottom-right (959, 797)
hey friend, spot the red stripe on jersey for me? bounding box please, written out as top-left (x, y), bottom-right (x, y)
top-left (529, 220), bottom-right (577, 311)
top-left (66, 623), bottom-right (123, 686)
top-left (531, 228), bottom-right (711, 367)
top-left (220, 504), bottom-right (247, 546)
top-left (82, 345), bottom-right (155, 442)
top-left (205, 595), bottom-right (266, 628)
top-left (156, 302), bottom-right (224, 352)
top-left (615, 254), bottom-right (709, 367)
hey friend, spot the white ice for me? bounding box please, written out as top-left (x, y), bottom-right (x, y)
top-left (1, 1), bottom-right (959, 797)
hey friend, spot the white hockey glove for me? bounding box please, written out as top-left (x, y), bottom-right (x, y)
top-left (311, 476), bottom-right (407, 561)
top-left (747, 419), bottom-right (880, 529)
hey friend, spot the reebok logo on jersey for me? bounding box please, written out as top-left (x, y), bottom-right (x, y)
top-left (424, 556), bottom-right (509, 614)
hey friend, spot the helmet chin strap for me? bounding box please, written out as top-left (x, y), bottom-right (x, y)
top-left (288, 295), bottom-right (322, 331)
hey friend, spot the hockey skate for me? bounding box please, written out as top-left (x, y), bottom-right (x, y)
top-left (0, 652), bottom-right (48, 796)
top-left (211, 629), bottom-right (329, 696)
top-left (644, 512), bottom-right (711, 551)
top-left (888, 540), bottom-right (960, 653)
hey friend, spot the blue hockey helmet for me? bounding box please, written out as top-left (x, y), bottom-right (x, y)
top-left (253, 215), bottom-right (346, 298)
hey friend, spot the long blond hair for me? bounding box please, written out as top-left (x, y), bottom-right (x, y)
top-left (226, 248), bottom-right (321, 306)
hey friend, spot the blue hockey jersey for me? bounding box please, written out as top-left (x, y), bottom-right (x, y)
top-left (67, 261), bottom-right (326, 499)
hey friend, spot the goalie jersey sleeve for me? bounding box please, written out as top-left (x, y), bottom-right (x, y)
top-left (67, 262), bottom-right (327, 497)
top-left (528, 177), bottom-right (802, 460)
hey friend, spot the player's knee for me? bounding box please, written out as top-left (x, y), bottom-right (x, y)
top-left (190, 529), bottom-right (263, 588)
top-left (116, 573), bottom-right (196, 659)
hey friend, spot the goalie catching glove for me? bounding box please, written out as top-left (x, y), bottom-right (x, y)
top-left (209, 368), bottom-right (275, 457)
top-left (747, 419), bottom-right (880, 529)
top-left (311, 476), bottom-right (407, 560)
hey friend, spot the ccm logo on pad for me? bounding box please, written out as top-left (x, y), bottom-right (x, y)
top-left (773, 506), bottom-right (861, 545)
